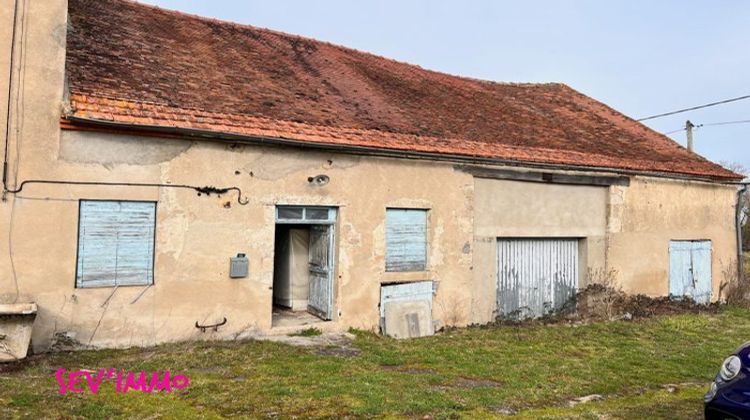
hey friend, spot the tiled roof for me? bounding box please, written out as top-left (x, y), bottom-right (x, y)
top-left (64, 0), bottom-right (742, 181)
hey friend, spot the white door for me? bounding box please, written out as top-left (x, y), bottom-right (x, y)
top-left (669, 240), bottom-right (711, 304)
top-left (307, 225), bottom-right (334, 320)
top-left (497, 238), bottom-right (579, 319)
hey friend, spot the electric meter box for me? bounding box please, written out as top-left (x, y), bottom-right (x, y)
top-left (230, 254), bottom-right (249, 278)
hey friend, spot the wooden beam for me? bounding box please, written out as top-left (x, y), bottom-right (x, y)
top-left (455, 165), bottom-right (630, 187)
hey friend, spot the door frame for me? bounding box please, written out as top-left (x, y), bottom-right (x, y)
top-left (275, 206), bottom-right (338, 320)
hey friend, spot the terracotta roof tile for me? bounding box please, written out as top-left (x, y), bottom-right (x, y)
top-left (63, 0), bottom-right (742, 181)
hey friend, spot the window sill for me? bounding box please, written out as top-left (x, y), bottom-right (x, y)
top-left (382, 271), bottom-right (432, 284)
top-left (76, 283), bottom-right (153, 289)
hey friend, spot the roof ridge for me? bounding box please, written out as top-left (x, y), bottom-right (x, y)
top-left (120, 0), bottom-right (558, 89)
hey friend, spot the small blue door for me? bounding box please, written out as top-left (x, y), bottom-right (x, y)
top-left (669, 240), bottom-right (712, 304)
top-left (307, 225), bottom-right (334, 320)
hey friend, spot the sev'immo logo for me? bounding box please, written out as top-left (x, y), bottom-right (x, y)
top-left (54, 368), bottom-right (190, 395)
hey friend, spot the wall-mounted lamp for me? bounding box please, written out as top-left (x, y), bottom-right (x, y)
top-left (307, 174), bottom-right (330, 186)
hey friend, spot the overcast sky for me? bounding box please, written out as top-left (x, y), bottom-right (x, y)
top-left (141, 0), bottom-right (750, 172)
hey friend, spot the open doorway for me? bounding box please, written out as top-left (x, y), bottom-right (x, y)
top-left (272, 206), bottom-right (336, 328)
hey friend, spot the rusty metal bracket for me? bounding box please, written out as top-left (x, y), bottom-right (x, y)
top-left (195, 317), bottom-right (227, 332)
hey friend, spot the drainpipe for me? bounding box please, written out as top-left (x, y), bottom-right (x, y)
top-left (739, 183), bottom-right (749, 283)
top-left (3, 0), bottom-right (21, 193)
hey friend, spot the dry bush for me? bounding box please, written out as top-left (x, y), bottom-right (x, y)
top-left (578, 268), bottom-right (623, 320)
top-left (720, 258), bottom-right (750, 308)
top-left (575, 267), bottom-right (719, 322)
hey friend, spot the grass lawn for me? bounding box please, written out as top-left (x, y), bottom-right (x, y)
top-left (2, 307), bottom-right (749, 419)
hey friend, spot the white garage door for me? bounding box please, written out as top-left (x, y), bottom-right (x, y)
top-left (497, 238), bottom-right (579, 319)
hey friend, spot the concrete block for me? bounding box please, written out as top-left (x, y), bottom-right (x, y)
top-left (383, 300), bottom-right (433, 339)
top-left (0, 303), bottom-right (38, 362)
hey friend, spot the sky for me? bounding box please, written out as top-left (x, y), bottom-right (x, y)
top-left (141, 0), bottom-right (750, 172)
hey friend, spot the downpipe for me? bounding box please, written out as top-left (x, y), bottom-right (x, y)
top-left (738, 183), bottom-right (749, 283)
top-left (2, 0), bottom-right (21, 193)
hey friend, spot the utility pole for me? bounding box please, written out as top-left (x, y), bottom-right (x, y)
top-left (685, 120), bottom-right (695, 152)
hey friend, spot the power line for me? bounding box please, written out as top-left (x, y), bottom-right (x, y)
top-left (663, 119), bottom-right (750, 135)
top-left (703, 119), bottom-right (750, 127)
top-left (664, 128), bottom-right (686, 135)
top-left (637, 94), bottom-right (750, 122)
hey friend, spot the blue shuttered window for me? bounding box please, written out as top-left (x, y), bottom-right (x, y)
top-left (385, 209), bottom-right (427, 272)
top-left (76, 201), bottom-right (156, 288)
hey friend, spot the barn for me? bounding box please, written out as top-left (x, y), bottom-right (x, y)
top-left (0, 0), bottom-right (744, 351)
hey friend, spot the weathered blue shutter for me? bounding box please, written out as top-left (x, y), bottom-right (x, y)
top-left (669, 240), bottom-right (711, 304)
top-left (386, 209), bottom-right (427, 272)
top-left (690, 241), bottom-right (712, 304)
top-left (77, 201), bottom-right (156, 288)
top-left (668, 241), bottom-right (692, 299)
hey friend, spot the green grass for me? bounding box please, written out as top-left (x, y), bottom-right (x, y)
top-left (3, 308), bottom-right (749, 418)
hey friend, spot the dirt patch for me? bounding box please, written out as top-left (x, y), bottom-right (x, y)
top-left (258, 332), bottom-right (360, 358)
top-left (0, 353), bottom-right (44, 373)
top-left (316, 345), bottom-right (360, 358)
top-left (451, 377), bottom-right (502, 389)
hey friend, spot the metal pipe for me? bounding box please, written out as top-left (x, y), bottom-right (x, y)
top-left (4, 179), bottom-right (249, 205)
top-left (3, 0), bottom-right (21, 191)
top-left (739, 183), bottom-right (749, 282)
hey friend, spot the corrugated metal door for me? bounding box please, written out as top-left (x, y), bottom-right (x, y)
top-left (497, 238), bottom-right (578, 319)
top-left (76, 200), bottom-right (156, 288)
top-left (307, 225), bottom-right (334, 319)
top-left (669, 240), bottom-right (711, 304)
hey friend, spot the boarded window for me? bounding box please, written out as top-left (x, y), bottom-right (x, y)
top-left (385, 209), bottom-right (427, 272)
top-left (76, 200), bottom-right (156, 288)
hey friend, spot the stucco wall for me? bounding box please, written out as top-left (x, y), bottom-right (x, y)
top-left (3, 130), bottom-right (476, 349)
top-left (471, 178), bottom-right (608, 322)
top-left (608, 177), bottom-right (738, 298)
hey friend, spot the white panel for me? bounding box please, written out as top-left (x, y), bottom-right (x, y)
top-left (76, 201), bottom-right (156, 288)
top-left (380, 281), bottom-right (434, 319)
top-left (497, 238), bottom-right (578, 319)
